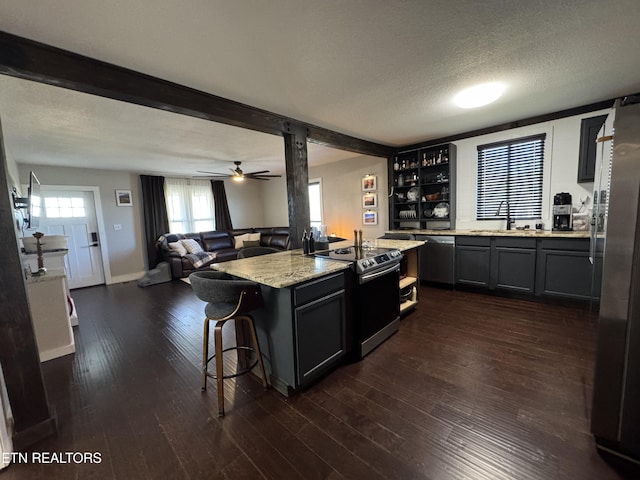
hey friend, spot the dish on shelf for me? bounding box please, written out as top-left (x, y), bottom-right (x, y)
top-left (407, 187), bottom-right (420, 202)
top-left (423, 208), bottom-right (433, 218)
top-left (433, 202), bottom-right (449, 218)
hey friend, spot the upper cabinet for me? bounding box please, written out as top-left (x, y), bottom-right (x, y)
top-left (577, 114), bottom-right (607, 183)
top-left (390, 144), bottom-right (456, 230)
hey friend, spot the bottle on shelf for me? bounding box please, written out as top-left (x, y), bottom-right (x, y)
top-left (302, 229), bottom-right (309, 254)
top-left (394, 157), bottom-right (399, 171)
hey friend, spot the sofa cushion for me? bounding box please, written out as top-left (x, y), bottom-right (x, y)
top-left (229, 228), bottom-right (254, 237)
top-left (214, 248), bottom-right (240, 262)
top-left (260, 227), bottom-right (290, 250)
top-left (200, 230), bottom-right (233, 251)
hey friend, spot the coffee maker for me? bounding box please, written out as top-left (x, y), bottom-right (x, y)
top-left (552, 192), bottom-right (573, 231)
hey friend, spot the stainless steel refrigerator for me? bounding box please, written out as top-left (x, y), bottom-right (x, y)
top-left (590, 96), bottom-right (640, 463)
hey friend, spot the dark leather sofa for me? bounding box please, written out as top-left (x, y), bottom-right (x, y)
top-left (157, 227), bottom-right (290, 279)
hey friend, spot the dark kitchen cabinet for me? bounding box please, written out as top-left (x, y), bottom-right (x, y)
top-left (254, 271), bottom-right (348, 396)
top-left (577, 114), bottom-right (607, 183)
top-left (293, 273), bottom-right (347, 388)
top-left (490, 237), bottom-right (537, 293)
top-left (390, 144), bottom-right (456, 230)
top-left (455, 237), bottom-right (490, 287)
top-left (535, 238), bottom-right (602, 300)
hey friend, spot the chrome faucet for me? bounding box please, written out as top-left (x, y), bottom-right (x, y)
top-left (496, 200), bottom-right (513, 230)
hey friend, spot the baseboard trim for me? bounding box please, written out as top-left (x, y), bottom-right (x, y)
top-left (107, 271), bottom-right (146, 285)
top-left (12, 416), bottom-right (57, 451)
top-left (39, 343), bottom-right (75, 362)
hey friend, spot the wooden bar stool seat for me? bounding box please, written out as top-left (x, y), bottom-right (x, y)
top-left (189, 271), bottom-right (268, 417)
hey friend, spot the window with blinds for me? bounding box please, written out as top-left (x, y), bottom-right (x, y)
top-left (476, 134), bottom-right (545, 221)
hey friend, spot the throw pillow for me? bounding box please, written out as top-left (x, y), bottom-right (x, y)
top-left (243, 240), bottom-right (260, 248)
top-left (233, 233), bottom-right (250, 249)
top-left (180, 238), bottom-right (204, 254)
top-left (233, 233), bottom-right (260, 249)
top-left (168, 241), bottom-right (188, 256)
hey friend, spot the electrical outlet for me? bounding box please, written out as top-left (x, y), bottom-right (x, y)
top-left (114, 224), bottom-right (122, 231)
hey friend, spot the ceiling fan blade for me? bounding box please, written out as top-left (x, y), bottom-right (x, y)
top-left (248, 174), bottom-right (281, 178)
top-left (196, 170), bottom-right (231, 176)
top-left (246, 170), bottom-right (269, 175)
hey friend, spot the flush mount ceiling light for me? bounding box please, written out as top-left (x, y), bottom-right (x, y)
top-left (454, 82), bottom-right (505, 109)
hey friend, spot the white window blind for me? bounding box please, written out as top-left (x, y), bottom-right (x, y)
top-left (164, 178), bottom-right (215, 233)
top-left (476, 134), bottom-right (545, 220)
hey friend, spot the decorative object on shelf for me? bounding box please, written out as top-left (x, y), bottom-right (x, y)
top-left (425, 192), bottom-right (440, 201)
top-left (407, 187), bottom-right (420, 202)
top-left (33, 231), bottom-right (47, 275)
top-left (363, 210), bottom-right (378, 225)
top-left (433, 202), bottom-right (450, 218)
top-left (424, 208), bottom-right (433, 218)
top-left (362, 174), bottom-right (377, 191)
top-left (115, 190), bottom-right (133, 206)
top-left (362, 193), bottom-right (378, 208)
top-left (399, 205), bottom-right (417, 219)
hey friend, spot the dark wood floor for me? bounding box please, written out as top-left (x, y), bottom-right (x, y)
top-left (3, 281), bottom-right (637, 479)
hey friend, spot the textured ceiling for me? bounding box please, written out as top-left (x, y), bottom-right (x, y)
top-left (1, 0), bottom-right (639, 176)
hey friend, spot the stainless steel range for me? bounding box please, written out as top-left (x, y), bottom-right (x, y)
top-left (314, 246), bottom-right (403, 358)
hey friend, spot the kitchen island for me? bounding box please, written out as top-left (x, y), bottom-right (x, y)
top-left (211, 239), bottom-right (424, 396)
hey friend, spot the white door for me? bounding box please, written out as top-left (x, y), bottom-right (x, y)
top-left (40, 189), bottom-right (105, 289)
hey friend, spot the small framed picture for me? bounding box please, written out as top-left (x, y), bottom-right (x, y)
top-left (115, 190), bottom-right (133, 206)
top-left (363, 210), bottom-right (378, 225)
top-left (362, 193), bottom-right (378, 208)
top-left (362, 175), bottom-right (377, 192)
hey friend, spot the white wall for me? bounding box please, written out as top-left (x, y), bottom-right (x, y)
top-left (453, 108), bottom-right (610, 231)
top-left (310, 154), bottom-right (388, 240)
top-left (261, 176), bottom-right (289, 226)
top-left (224, 178), bottom-right (266, 228)
top-left (18, 163), bottom-right (145, 280)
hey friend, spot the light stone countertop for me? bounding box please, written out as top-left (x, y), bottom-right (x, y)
top-left (211, 239), bottom-right (425, 288)
top-left (211, 249), bottom-right (350, 289)
top-left (25, 268), bottom-right (66, 284)
top-left (387, 229), bottom-right (591, 238)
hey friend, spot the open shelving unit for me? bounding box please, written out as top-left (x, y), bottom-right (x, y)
top-left (390, 143), bottom-right (456, 231)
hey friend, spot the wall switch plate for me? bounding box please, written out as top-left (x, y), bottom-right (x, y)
top-left (114, 224), bottom-right (122, 231)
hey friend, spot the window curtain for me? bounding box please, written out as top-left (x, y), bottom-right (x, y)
top-left (140, 175), bottom-right (169, 269)
top-left (211, 180), bottom-right (233, 230)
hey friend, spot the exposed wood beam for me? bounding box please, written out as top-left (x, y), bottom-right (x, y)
top-left (283, 123), bottom-right (310, 248)
top-left (0, 31), bottom-right (392, 158)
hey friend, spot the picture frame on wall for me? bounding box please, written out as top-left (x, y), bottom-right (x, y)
top-left (363, 210), bottom-right (378, 225)
top-left (362, 175), bottom-right (377, 192)
top-left (362, 193), bottom-right (378, 208)
top-left (115, 190), bottom-right (133, 206)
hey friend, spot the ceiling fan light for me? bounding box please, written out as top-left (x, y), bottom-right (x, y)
top-left (232, 175), bottom-right (244, 182)
top-left (454, 82), bottom-right (505, 109)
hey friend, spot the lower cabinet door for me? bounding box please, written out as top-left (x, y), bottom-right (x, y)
top-left (294, 289), bottom-right (346, 387)
top-left (455, 246), bottom-right (491, 287)
top-left (536, 250), bottom-right (595, 300)
top-left (491, 247), bottom-right (536, 293)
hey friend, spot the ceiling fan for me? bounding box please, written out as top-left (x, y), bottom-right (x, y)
top-left (197, 161), bottom-right (281, 181)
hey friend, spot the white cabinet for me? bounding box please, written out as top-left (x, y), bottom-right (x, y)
top-left (24, 270), bottom-right (76, 362)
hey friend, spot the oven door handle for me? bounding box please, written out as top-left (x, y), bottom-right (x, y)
top-left (359, 263), bottom-right (400, 284)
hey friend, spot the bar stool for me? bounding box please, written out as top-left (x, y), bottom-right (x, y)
top-left (189, 271), bottom-right (268, 416)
